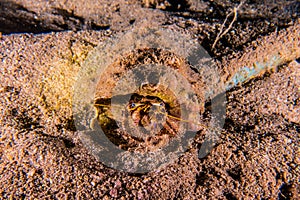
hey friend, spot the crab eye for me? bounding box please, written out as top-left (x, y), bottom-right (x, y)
top-left (130, 103), bottom-right (136, 108)
top-left (159, 102), bottom-right (164, 107)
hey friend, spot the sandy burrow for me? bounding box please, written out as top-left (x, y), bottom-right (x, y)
top-left (0, 23), bottom-right (299, 200)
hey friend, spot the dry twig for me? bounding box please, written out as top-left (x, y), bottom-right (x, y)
top-left (212, 1), bottom-right (245, 49)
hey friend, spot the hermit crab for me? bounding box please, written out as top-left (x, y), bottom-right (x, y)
top-left (90, 48), bottom-right (206, 153)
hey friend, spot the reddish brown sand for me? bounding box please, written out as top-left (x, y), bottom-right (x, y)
top-left (0, 0), bottom-right (299, 199)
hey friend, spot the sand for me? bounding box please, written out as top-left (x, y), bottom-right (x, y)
top-left (0, 0), bottom-right (299, 199)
